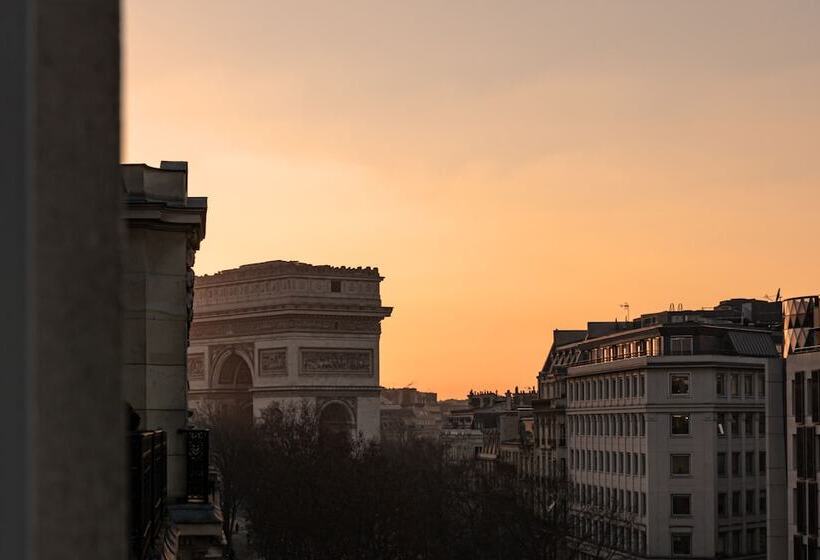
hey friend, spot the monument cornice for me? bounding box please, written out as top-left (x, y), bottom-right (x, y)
top-left (189, 313), bottom-right (385, 340)
top-left (193, 303), bottom-right (393, 320)
top-left (249, 386), bottom-right (382, 397)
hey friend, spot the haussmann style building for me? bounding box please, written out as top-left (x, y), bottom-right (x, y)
top-left (535, 299), bottom-right (784, 560)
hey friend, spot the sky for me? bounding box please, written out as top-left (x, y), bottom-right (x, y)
top-left (124, 1), bottom-right (820, 399)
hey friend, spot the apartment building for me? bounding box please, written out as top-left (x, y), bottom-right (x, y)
top-left (781, 295), bottom-right (820, 560)
top-left (540, 300), bottom-right (782, 559)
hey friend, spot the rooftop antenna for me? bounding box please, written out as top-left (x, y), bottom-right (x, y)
top-left (776, 288), bottom-right (782, 302)
top-left (620, 302), bottom-right (630, 322)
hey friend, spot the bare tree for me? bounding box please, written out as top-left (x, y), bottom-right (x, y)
top-left (195, 403), bottom-right (256, 558)
top-left (210, 401), bottom-right (604, 560)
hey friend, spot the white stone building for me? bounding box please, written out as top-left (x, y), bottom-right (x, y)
top-left (187, 260), bottom-right (391, 441)
top-left (539, 300), bottom-right (783, 559)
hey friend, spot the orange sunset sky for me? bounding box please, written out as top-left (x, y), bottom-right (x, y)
top-left (124, 1), bottom-right (820, 399)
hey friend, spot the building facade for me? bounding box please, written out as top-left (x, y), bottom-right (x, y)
top-left (540, 300), bottom-right (782, 559)
top-left (381, 388), bottom-right (442, 441)
top-left (123, 162), bottom-right (226, 559)
top-left (781, 295), bottom-right (820, 560)
top-left (188, 260), bottom-right (391, 441)
top-left (123, 161), bottom-right (207, 501)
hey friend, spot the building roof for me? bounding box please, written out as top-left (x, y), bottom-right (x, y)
top-left (727, 330), bottom-right (779, 357)
top-left (198, 260), bottom-right (382, 286)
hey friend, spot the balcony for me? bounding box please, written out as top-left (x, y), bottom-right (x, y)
top-left (129, 430), bottom-right (167, 560)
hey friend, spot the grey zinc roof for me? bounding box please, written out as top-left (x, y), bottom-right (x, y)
top-left (727, 331), bottom-right (779, 357)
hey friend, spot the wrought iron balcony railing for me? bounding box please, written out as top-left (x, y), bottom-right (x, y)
top-left (183, 427), bottom-right (211, 503)
top-left (128, 430), bottom-right (167, 560)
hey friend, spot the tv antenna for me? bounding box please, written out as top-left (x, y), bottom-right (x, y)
top-left (620, 302), bottom-right (630, 322)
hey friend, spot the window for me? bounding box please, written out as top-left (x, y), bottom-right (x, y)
top-left (671, 533), bottom-right (692, 556)
top-left (758, 374), bottom-right (766, 397)
top-left (746, 451), bottom-right (755, 476)
top-left (795, 372), bottom-right (805, 422)
top-left (330, 280), bottom-right (342, 292)
top-left (671, 373), bottom-right (690, 395)
top-left (671, 494), bottom-right (691, 516)
top-left (759, 451), bottom-right (766, 474)
top-left (731, 374), bottom-right (739, 397)
top-left (717, 452), bottom-right (727, 476)
top-left (731, 413), bottom-right (740, 437)
top-left (745, 413), bottom-right (753, 436)
top-left (671, 414), bottom-right (690, 435)
top-left (744, 375), bottom-right (753, 397)
top-left (670, 336), bottom-right (693, 355)
top-left (747, 529), bottom-right (756, 554)
top-left (732, 452), bottom-right (740, 476)
top-left (716, 412), bottom-right (725, 436)
top-left (641, 453), bottom-right (646, 476)
top-left (716, 374), bottom-right (726, 396)
top-left (671, 454), bottom-right (691, 476)
top-left (718, 493), bottom-right (727, 517)
top-left (759, 490), bottom-right (766, 514)
top-left (732, 491), bottom-right (741, 516)
top-left (746, 490), bottom-right (755, 514)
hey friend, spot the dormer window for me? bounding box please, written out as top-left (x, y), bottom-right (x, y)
top-left (330, 280), bottom-right (342, 293)
top-left (670, 336), bottom-right (693, 355)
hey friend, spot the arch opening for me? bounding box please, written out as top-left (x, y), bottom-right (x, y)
top-left (318, 402), bottom-right (354, 449)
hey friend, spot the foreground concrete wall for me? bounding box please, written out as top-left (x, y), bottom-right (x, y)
top-left (0, 0), bottom-right (125, 558)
